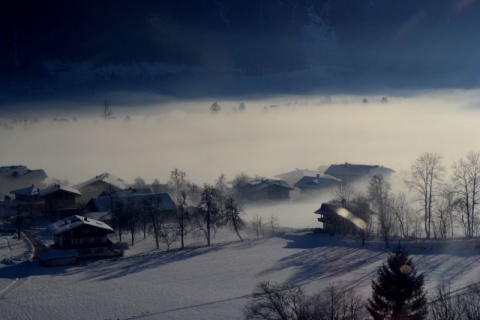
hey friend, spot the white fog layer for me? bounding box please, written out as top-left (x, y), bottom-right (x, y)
top-left (1, 90), bottom-right (479, 188)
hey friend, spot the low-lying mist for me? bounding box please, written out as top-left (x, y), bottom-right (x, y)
top-left (1, 89), bottom-right (479, 227)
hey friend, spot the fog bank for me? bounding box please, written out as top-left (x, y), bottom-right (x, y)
top-left (1, 90), bottom-right (479, 190)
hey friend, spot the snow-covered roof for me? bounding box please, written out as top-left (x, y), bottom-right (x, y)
top-left (9, 185), bottom-right (41, 196)
top-left (47, 215), bottom-right (114, 236)
top-left (39, 184), bottom-right (81, 197)
top-left (294, 174), bottom-right (341, 189)
top-left (246, 179), bottom-right (293, 192)
top-left (0, 165), bottom-right (48, 180)
top-left (73, 172), bottom-right (129, 191)
top-left (275, 168), bottom-right (320, 180)
top-left (99, 187), bottom-right (154, 197)
top-left (275, 168), bottom-right (322, 186)
top-left (84, 211), bottom-right (112, 222)
top-left (325, 163), bottom-right (394, 177)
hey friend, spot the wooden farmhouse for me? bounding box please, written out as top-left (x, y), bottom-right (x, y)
top-left (40, 184), bottom-right (82, 218)
top-left (244, 179), bottom-right (293, 201)
top-left (73, 172), bottom-right (129, 202)
top-left (9, 184), bottom-right (43, 205)
top-left (314, 202), bottom-right (368, 236)
top-left (0, 165), bottom-right (48, 198)
top-left (324, 163), bottom-right (394, 183)
top-left (46, 215), bottom-right (115, 258)
top-left (293, 174), bottom-right (341, 195)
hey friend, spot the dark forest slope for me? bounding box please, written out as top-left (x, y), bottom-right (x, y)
top-left (1, 0), bottom-right (479, 95)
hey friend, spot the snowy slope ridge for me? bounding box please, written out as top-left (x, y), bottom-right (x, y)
top-left (1, 231), bottom-right (480, 319)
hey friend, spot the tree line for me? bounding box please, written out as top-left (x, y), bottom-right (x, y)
top-left (107, 169), bottom-right (257, 250)
top-left (331, 151), bottom-right (480, 248)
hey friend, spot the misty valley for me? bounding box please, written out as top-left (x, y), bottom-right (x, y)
top-left (1, 91), bottom-right (480, 319)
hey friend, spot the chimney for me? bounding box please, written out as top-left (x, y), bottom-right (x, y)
top-left (84, 217), bottom-right (88, 221)
top-left (4, 195), bottom-right (11, 206)
top-left (316, 174), bottom-right (321, 184)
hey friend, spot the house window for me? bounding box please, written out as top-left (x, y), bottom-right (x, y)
top-left (94, 248), bottom-right (104, 254)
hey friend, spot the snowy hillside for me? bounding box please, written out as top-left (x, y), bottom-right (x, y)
top-left (1, 229), bottom-right (480, 319)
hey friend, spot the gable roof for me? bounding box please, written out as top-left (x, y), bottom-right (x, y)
top-left (0, 165), bottom-right (48, 180)
top-left (73, 172), bottom-right (129, 191)
top-left (324, 163), bottom-right (394, 177)
top-left (275, 168), bottom-right (322, 186)
top-left (84, 211), bottom-right (112, 222)
top-left (10, 184), bottom-right (41, 196)
top-left (47, 215), bottom-right (114, 236)
top-left (246, 179), bottom-right (294, 192)
top-left (39, 184), bottom-right (81, 197)
top-left (294, 174), bottom-right (341, 189)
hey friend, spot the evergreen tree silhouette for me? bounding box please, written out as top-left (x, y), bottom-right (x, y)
top-left (367, 245), bottom-right (427, 320)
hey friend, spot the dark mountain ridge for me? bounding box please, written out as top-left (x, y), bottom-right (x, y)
top-left (1, 0), bottom-right (479, 99)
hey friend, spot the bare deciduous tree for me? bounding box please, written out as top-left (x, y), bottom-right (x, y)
top-left (436, 187), bottom-right (459, 239)
top-left (102, 99), bottom-right (113, 119)
top-left (406, 152), bottom-right (445, 238)
top-left (244, 281), bottom-right (367, 320)
top-left (232, 172), bottom-right (251, 202)
top-left (332, 181), bottom-right (356, 206)
top-left (133, 177), bottom-right (146, 189)
top-left (112, 201), bottom-right (128, 243)
top-left (210, 101), bottom-right (221, 113)
top-left (150, 178), bottom-right (162, 193)
top-left (452, 151), bottom-right (480, 238)
top-left (175, 190), bottom-right (189, 249)
top-left (388, 192), bottom-right (415, 238)
top-left (199, 184), bottom-right (217, 246)
top-left (244, 281), bottom-right (308, 320)
top-left (169, 168), bottom-right (186, 195)
top-left (141, 196), bottom-right (165, 249)
top-left (186, 182), bottom-right (202, 204)
top-left (311, 286), bottom-right (368, 320)
top-left (159, 223), bottom-right (177, 251)
top-left (429, 282), bottom-right (480, 320)
top-left (224, 195), bottom-right (245, 241)
top-left (168, 168), bottom-right (191, 249)
top-left (429, 284), bottom-right (462, 320)
top-left (268, 215), bottom-right (279, 237)
top-left (369, 174), bottom-right (393, 248)
top-left (125, 199), bottom-right (140, 246)
top-left (251, 215), bottom-right (265, 239)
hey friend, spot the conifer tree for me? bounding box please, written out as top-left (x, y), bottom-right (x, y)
top-left (367, 245), bottom-right (427, 320)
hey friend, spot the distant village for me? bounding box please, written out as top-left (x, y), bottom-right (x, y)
top-left (0, 163), bottom-right (395, 266)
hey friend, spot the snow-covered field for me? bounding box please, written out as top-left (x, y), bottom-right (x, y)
top-left (1, 226), bottom-right (480, 320)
